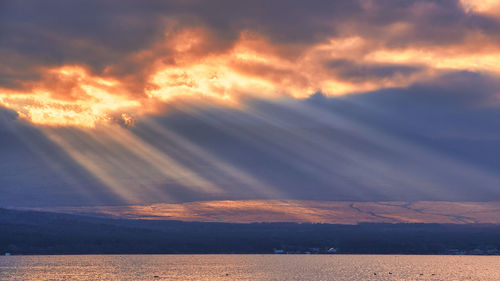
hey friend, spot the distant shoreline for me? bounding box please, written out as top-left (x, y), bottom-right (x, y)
top-left (3, 253), bottom-right (500, 257)
top-left (2, 208), bottom-right (500, 256)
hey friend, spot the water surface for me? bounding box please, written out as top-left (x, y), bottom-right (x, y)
top-left (1, 255), bottom-right (499, 280)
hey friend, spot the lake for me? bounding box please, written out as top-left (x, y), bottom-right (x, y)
top-left (1, 255), bottom-right (499, 280)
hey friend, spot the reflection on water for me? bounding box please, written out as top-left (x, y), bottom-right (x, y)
top-left (1, 255), bottom-right (499, 280)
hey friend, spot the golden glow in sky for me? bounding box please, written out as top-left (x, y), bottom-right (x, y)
top-left (0, 66), bottom-right (140, 127)
top-left (461, 0), bottom-right (500, 15)
top-left (3, 0), bottom-right (500, 210)
top-left (2, 16), bottom-right (500, 128)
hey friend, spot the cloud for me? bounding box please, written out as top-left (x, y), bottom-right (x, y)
top-left (326, 59), bottom-right (423, 82)
top-left (1, 0), bottom-right (500, 127)
top-left (3, 70), bottom-right (500, 207)
top-left (1, 0), bottom-right (500, 210)
top-left (461, 0), bottom-right (500, 16)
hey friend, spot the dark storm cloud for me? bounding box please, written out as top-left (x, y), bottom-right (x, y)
top-left (1, 1), bottom-right (500, 206)
top-left (326, 59), bottom-right (423, 82)
top-left (1, 0), bottom-right (499, 89)
top-left (351, 0), bottom-right (500, 46)
top-left (1, 0), bottom-right (351, 84)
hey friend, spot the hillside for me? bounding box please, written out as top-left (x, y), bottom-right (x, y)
top-left (1, 208), bottom-right (500, 255)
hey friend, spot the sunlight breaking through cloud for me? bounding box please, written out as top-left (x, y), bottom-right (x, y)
top-left (2, 23), bottom-right (500, 127)
top-left (2, 0), bottom-right (500, 210)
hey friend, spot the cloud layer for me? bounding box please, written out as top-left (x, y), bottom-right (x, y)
top-left (1, 1), bottom-right (500, 208)
top-left (1, 0), bottom-right (500, 126)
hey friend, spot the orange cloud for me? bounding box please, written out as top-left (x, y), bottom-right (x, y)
top-left (2, 21), bottom-right (500, 128)
top-left (0, 66), bottom-right (140, 127)
top-left (461, 0), bottom-right (500, 16)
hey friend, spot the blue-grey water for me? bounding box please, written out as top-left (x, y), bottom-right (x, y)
top-left (1, 255), bottom-right (499, 280)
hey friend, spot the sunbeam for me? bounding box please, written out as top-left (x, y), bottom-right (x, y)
top-left (2, 0), bottom-right (500, 225)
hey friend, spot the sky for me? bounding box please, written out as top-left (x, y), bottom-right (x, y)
top-left (1, 0), bottom-right (500, 216)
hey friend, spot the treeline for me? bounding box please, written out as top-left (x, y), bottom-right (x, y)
top-left (1, 208), bottom-right (500, 255)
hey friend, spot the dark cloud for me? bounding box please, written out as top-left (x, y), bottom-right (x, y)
top-left (1, 0), bottom-right (498, 91)
top-left (326, 59), bottom-right (423, 82)
top-left (1, 1), bottom-right (500, 207)
top-left (0, 107), bottom-right (18, 125)
top-left (342, 71), bottom-right (500, 113)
